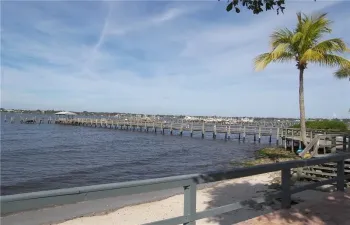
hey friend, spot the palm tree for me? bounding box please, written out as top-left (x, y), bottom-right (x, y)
top-left (254, 12), bottom-right (350, 145)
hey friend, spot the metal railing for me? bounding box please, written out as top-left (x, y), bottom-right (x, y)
top-left (1, 153), bottom-right (350, 224)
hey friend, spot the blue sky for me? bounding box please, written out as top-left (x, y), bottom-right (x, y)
top-left (1, 1), bottom-right (349, 118)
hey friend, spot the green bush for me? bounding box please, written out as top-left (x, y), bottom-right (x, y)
top-left (291, 120), bottom-right (349, 131)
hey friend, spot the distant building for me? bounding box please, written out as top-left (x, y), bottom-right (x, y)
top-left (241, 117), bottom-right (254, 123)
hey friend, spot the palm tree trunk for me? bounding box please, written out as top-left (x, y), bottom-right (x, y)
top-left (299, 68), bottom-right (307, 146)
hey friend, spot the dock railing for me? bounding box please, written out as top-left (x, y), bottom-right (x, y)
top-left (1, 153), bottom-right (350, 224)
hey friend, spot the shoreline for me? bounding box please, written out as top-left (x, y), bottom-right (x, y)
top-left (56, 172), bottom-right (281, 225)
top-left (2, 173), bottom-right (281, 225)
top-left (1, 179), bottom-right (234, 225)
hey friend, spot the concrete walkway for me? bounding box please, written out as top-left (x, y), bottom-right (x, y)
top-left (238, 190), bottom-right (350, 225)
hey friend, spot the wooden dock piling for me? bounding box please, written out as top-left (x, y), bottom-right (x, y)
top-left (243, 126), bottom-right (246, 142)
top-left (190, 122), bottom-right (193, 137)
top-left (227, 126), bottom-right (231, 139)
top-left (213, 124), bottom-right (217, 139)
top-left (253, 127), bottom-right (256, 142)
top-left (201, 122), bottom-right (205, 138)
top-left (180, 121), bottom-right (183, 136)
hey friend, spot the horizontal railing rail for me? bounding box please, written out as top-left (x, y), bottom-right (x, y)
top-left (1, 153), bottom-right (350, 224)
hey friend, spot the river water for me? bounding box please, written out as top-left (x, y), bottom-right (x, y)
top-left (1, 113), bottom-right (272, 195)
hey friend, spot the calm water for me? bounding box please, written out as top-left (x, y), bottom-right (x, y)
top-left (1, 113), bottom-right (271, 195)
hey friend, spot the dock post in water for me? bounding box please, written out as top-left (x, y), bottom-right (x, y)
top-left (227, 125), bottom-right (231, 139)
top-left (276, 127), bottom-right (280, 145)
top-left (201, 122), bottom-right (205, 139)
top-left (190, 122), bottom-right (193, 137)
top-left (253, 127), bottom-right (256, 142)
top-left (170, 123), bottom-right (173, 135)
top-left (258, 126), bottom-right (261, 143)
top-left (269, 128), bottom-right (272, 143)
top-left (243, 126), bottom-right (246, 142)
top-left (180, 120), bottom-right (183, 136)
top-left (213, 124), bottom-right (217, 139)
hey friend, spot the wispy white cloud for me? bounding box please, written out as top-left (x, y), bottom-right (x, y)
top-left (1, 1), bottom-right (349, 118)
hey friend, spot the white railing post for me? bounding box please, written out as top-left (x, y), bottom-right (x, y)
top-left (183, 183), bottom-right (196, 225)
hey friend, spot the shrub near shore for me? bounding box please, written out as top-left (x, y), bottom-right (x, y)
top-left (232, 147), bottom-right (300, 167)
top-left (292, 120), bottom-right (349, 131)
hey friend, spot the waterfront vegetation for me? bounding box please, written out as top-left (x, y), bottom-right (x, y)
top-left (232, 147), bottom-right (300, 167)
top-left (292, 120), bottom-right (349, 131)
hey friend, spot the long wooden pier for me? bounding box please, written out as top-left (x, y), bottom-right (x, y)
top-left (55, 118), bottom-right (283, 143)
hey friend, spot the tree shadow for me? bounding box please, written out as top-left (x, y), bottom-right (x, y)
top-left (200, 175), bottom-right (350, 225)
top-left (201, 180), bottom-right (280, 224)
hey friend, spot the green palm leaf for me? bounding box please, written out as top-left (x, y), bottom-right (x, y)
top-left (334, 66), bottom-right (350, 79)
top-left (312, 38), bottom-right (347, 53)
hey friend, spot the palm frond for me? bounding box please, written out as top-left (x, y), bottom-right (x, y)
top-left (254, 53), bottom-right (272, 71)
top-left (291, 32), bottom-right (303, 44)
top-left (310, 54), bottom-right (350, 68)
top-left (270, 43), bottom-right (292, 59)
top-left (274, 52), bottom-right (294, 63)
top-left (308, 13), bottom-right (332, 42)
top-left (296, 12), bottom-right (332, 54)
top-left (254, 52), bottom-right (294, 71)
top-left (300, 49), bottom-right (324, 63)
top-left (312, 38), bottom-right (347, 53)
top-left (270, 28), bottom-right (294, 49)
top-left (334, 66), bottom-right (350, 79)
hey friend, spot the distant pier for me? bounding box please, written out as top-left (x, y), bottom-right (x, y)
top-left (54, 118), bottom-right (287, 144)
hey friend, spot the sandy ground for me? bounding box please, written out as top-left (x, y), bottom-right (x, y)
top-left (57, 172), bottom-right (281, 225)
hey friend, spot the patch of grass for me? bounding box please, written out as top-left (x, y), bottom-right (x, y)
top-left (257, 147), bottom-right (299, 160)
top-left (232, 147), bottom-right (300, 167)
